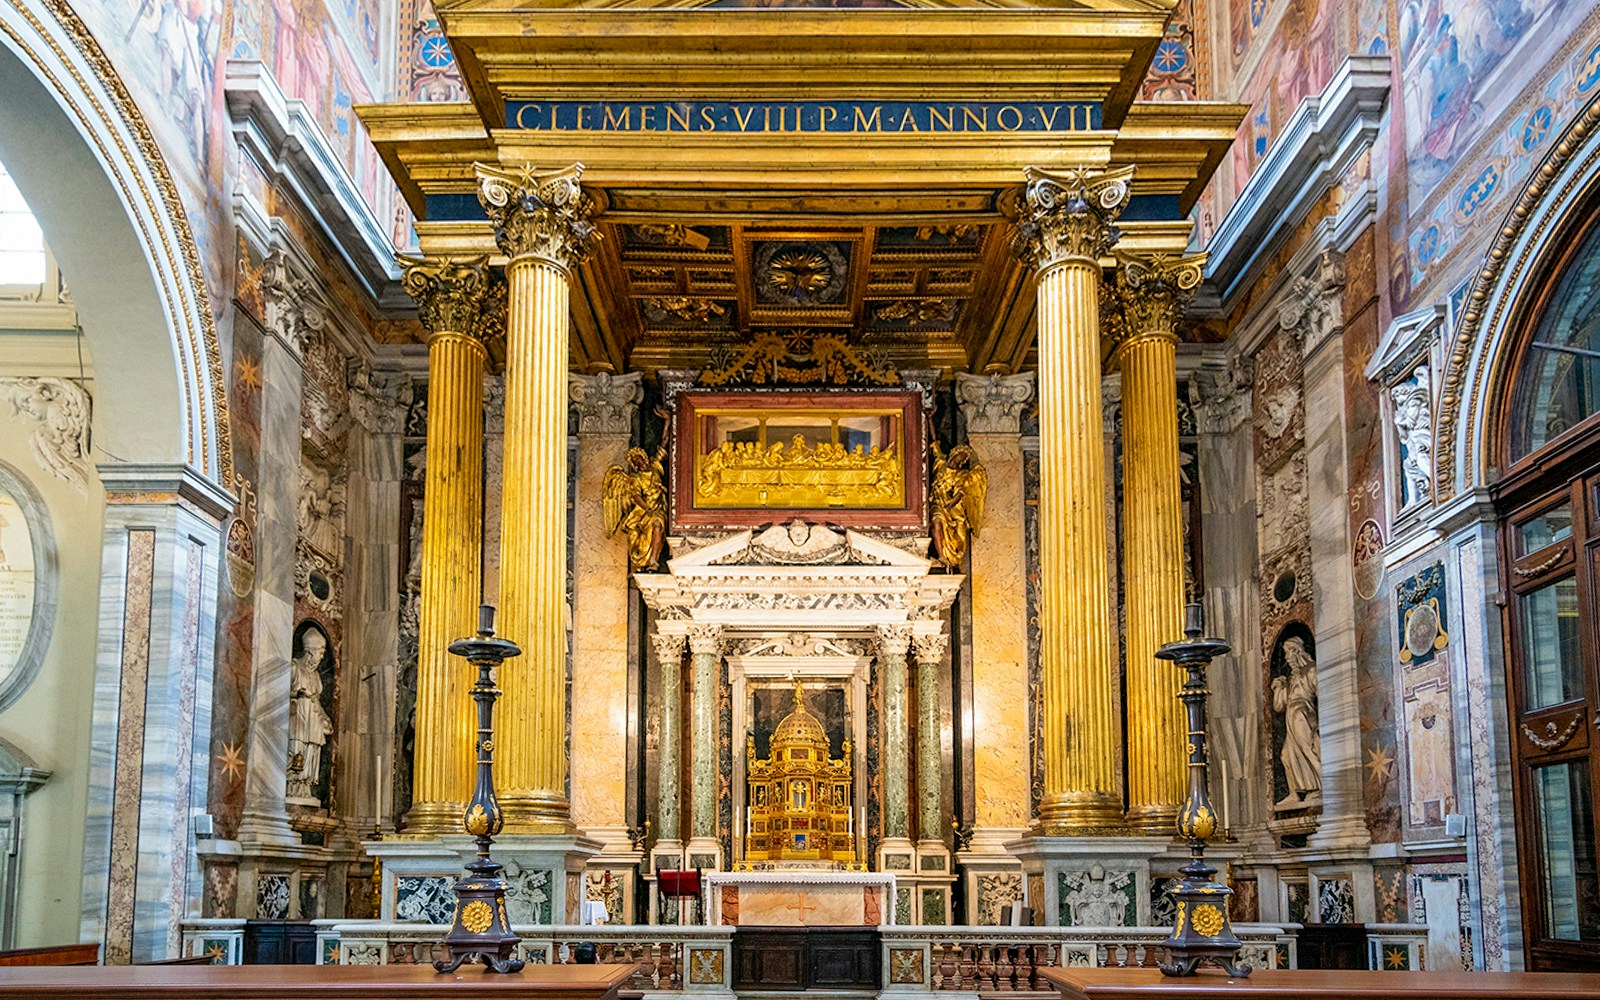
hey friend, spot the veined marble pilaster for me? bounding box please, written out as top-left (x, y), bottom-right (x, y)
top-left (876, 624), bottom-right (913, 843)
top-left (687, 624), bottom-right (724, 852)
top-left (956, 370), bottom-right (1034, 833)
top-left (1286, 252), bottom-right (1370, 854)
top-left (569, 371), bottom-right (642, 840)
top-left (81, 467), bottom-right (228, 962)
top-left (235, 321), bottom-right (306, 849)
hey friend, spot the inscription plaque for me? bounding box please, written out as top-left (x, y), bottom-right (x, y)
top-left (0, 490), bottom-right (35, 688)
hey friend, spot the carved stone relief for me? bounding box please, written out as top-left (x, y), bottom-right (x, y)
top-left (1390, 366), bottom-right (1434, 510)
top-left (0, 377), bottom-right (92, 494)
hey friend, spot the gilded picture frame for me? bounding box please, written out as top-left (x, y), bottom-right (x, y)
top-left (671, 390), bottom-right (927, 531)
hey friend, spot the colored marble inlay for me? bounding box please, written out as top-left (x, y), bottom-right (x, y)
top-left (105, 529), bottom-right (156, 965)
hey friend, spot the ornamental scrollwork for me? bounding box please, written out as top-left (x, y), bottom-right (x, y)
top-left (399, 255), bottom-right (492, 341)
top-left (1008, 165), bottom-right (1135, 271)
top-left (1108, 251), bottom-right (1207, 349)
top-left (475, 162), bottom-right (599, 269)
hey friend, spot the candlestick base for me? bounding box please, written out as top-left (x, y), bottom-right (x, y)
top-left (433, 858), bottom-right (525, 974)
top-left (1157, 855), bottom-right (1252, 977)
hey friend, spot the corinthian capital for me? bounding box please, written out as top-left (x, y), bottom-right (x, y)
top-left (476, 162), bottom-right (599, 270)
top-left (569, 370), bottom-right (644, 435)
top-left (911, 632), bottom-right (949, 664)
top-left (687, 623), bottom-right (725, 656)
top-left (955, 369), bottom-right (1035, 435)
top-left (1008, 165), bottom-right (1135, 272)
top-left (400, 255), bottom-right (492, 340)
top-left (1110, 251), bottom-right (1207, 349)
top-left (874, 624), bottom-right (913, 658)
top-left (651, 630), bottom-right (687, 663)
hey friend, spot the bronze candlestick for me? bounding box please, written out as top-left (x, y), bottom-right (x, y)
top-left (434, 605), bottom-right (524, 974)
top-left (1154, 601), bottom-right (1251, 978)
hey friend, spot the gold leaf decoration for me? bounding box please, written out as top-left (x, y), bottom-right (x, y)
top-left (460, 900), bottom-right (494, 934)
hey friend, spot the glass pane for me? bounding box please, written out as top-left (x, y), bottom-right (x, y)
top-left (1519, 503), bottom-right (1574, 554)
top-left (1521, 576), bottom-right (1584, 708)
top-left (1533, 762), bottom-right (1600, 942)
top-left (1511, 219), bottom-right (1600, 460)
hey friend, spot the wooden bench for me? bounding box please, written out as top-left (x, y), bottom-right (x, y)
top-left (0, 945), bottom-right (99, 968)
top-left (1040, 967), bottom-right (1600, 1000)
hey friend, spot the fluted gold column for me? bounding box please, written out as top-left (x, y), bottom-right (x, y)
top-left (1009, 165), bottom-right (1133, 834)
top-left (400, 256), bottom-right (494, 833)
top-left (477, 162), bottom-right (598, 832)
top-left (1113, 252), bottom-right (1207, 833)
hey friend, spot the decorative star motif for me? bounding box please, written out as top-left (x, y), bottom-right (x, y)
top-left (1384, 945), bottom-right (1408, 970)
top-left (206, 943), bottom-right (227, 964)
top-left (1364, 743), bottom-right (1394, 785)
top-left (216, 740), bottom-right (245, 783)
top-left (234, 355), bottom-right (262, 395)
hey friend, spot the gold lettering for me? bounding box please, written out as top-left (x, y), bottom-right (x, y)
top-left (961, 106), bottom-right (987, 132)
top-left (777, 105), bottom-right (787, 131)
top-left (514, 103), bottom-right (542, 130)
top-left (853, 105), bottom-right (882, 132)
top-left (928, 105), bottom-right (954, 131)
top-left (821, 105), bottom-right (839, 130)
top-left (996, 105), bottom-right (1023, 131)
top-left (665, 105), bottom-right (691, 131)
top-left (701, 106), bottom-right (718, 130)
top-left (898, 107), bottom-right (919, 131)
top-left (641, 105), bottom-right (657, 129)
top-left (602, 105), bottom-right (632, 130)
top-left (733, 105), bottom-right (757, 131)
top-left (577, 104), bottom-right (593, 130)
top-left (1036, 105), bottom-right (1060, 130)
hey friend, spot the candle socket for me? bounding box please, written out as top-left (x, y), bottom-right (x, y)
top-left (434, 605), bottom-right (526, 975)
top-left (1153, 601), bottom-right (1252, 979)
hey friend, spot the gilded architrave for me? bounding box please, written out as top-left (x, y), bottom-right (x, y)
top-left (476, 162), bottom-right (600, 270)
top-left (697, 332), bottom-right (899, 387)
top-left (1009, 165), bottom-right (1137, 272)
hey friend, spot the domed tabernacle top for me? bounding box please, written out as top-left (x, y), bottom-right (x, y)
top-left (771, 681), bottom-right (830, 752)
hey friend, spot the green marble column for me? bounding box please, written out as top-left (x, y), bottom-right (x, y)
top-left (687, 624), bottom-right (724, 843)
top-left (652, 630), bottom-right (687, 842)
top-left (877, 625), bottom-right (913, 841)
top-left (913, 633), bottom-right (948, 841)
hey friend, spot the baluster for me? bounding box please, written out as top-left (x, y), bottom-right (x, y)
top-left (995, 942), bottom-right (1015, 990)
top-left (938, 940), bottom-right (957, 989)
top-left (973, 943), bottom-right (992, 990)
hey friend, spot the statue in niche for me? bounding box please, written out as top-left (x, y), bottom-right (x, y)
top-left (1390, 367), bottom-right (1433, 508)
top-left (288, 622), bottom-right (335, 804)
top-left (929, 438), bottom-right (987, 569)
top-left (1270, 633), bottom-right (1322, 810)
top-left (603, 419), bottom-right (669, 571)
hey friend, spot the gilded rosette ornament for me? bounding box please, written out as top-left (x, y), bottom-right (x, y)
top-left (475, 162), bottom-right (599, 269)
top-left (1008, 164), bottom-right (1135, 271)
top-left (1112, 251), bottom-right (1207, 346)
top-left (400, 255), bottom-right (491, 337)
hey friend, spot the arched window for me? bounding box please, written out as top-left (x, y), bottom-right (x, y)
top-left (1508, 212), bottom-right (1600, 463)
top-left (1496, 203), bottom-right (1600, 971)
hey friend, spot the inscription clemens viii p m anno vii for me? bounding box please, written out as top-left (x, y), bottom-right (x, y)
top-left (504, 100), bottom-right (1101, 134)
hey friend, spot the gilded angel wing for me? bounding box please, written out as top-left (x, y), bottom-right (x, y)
top-left (963, 463), bottom-right (988, 533)
top-left (602, 465), bottom-right (632, 538)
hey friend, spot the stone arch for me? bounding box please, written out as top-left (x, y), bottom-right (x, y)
top-left (1436, 90), bottom-right (1600, 501)
top-left (0, 0), bottom-right (230, 487)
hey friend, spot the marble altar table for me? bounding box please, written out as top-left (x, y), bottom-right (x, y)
top-left (1040, 967), bottom-right (1600, 1000)
top-left (0, 963), bottom-right (637, 1000)
top-left (704, 870), bottom-right (896, 926)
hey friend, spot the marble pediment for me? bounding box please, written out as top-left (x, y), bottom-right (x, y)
top-left (638, 521), bottom-right (960, 627)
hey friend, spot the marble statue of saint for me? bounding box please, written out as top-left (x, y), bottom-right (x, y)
top-left (603, 423), bottom-right (670, 572)
top-left (288, 626), bottom-right (334, 802)
top-left (929, 439), bottom-right (987, 570)
top-left (1271, 636), bottom-right (1322, 809)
